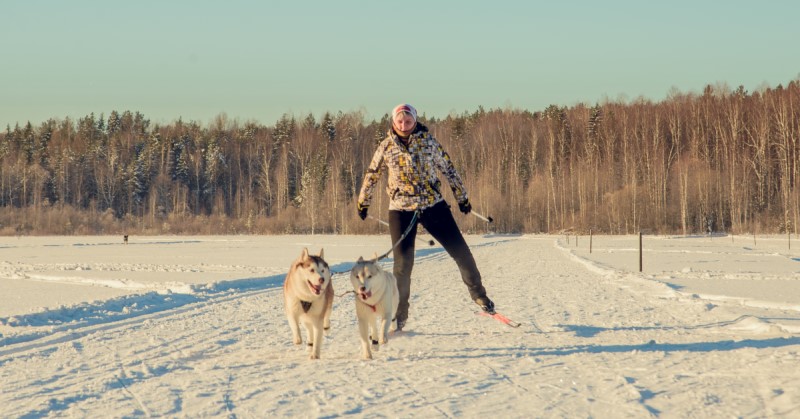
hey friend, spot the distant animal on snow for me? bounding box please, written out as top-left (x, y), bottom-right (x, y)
top-left (349, 255), bottom-right (399, 359)
top-left (283, 248), bottom-right (333, 359)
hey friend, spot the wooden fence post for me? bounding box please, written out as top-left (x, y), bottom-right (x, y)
top-left (639, 231), bottom-right (643, 272)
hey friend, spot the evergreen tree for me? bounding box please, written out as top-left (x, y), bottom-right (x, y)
top-left (175, 136), bottom-right (191, 185)
top-left (107, 111), bottom-right (121, 136)
top-left (21, 122), bottom-right (35, 165)
top-left (303, 113), bottom-right (317, 131)
top-left (131, 142), bottom-right (152, 206)
top-left (321, 112), bottom-right (336, 142)
top-left (37, 123), bottom-right (52, 167)
top-left (273, 114), bottom-right (296, 145)
top-left (202, 140), bottom-right (225, 202)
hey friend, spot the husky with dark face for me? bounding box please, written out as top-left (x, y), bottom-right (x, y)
top-left (283, 248), bottom-right (333, 359)
top-left (350, 256), bottom-right (399, 360)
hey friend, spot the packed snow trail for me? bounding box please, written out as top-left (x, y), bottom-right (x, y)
top-left (1, 235), bottom-right (798, 417)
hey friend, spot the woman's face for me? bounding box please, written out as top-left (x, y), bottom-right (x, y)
top-left (393, 112), bottom-right (416, 133)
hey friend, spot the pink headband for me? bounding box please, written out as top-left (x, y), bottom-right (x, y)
top-left (392, 104), bottom-right (417, 122)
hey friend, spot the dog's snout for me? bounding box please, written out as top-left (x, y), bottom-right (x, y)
top-left (317, 277), bottom-right (325, 284)
top-left (359, 286), bottom-right (366, 292)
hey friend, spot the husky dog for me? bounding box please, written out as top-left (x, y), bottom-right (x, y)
top-left (350, 255), bottom-right (399, 360)
top-left (283, 248), bottom-right (333, 359)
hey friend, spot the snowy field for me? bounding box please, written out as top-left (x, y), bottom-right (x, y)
top-left (1, 233), bottom-right (799, 417)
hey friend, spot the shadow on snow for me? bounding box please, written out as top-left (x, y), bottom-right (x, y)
top-left (0, 241), bottom-right (506, 349)
top-left (557, 315), bottom-right (798, 338)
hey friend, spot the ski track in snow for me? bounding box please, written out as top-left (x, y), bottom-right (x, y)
top-left (0, 235), bottom-right (799, 417)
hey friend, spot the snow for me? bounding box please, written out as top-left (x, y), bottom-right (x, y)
top-left (1, 233), bottom-right (799, 417)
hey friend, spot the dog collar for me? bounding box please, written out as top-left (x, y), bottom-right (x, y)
top-left (358, 299), bottom-right (377, 312)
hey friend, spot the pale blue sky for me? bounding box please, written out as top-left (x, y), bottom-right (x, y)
top-left (2, 0), bottom-right (798, 129)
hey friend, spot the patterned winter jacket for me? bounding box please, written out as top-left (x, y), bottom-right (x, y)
top-left (357, 123), bottom-right (469, 212)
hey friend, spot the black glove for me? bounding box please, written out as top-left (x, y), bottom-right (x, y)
top-left (458, 200), bottom-right (472, 214)
top-left (357, 204), bottom-right (368, 220)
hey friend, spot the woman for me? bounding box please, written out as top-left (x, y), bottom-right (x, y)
top-left (356, 103), bottom-right (494, 331)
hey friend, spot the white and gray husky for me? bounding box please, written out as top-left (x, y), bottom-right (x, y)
top-left (283, 248), bottom-right (333, 359)
top-left (349, 255), bottom-right (399, 360)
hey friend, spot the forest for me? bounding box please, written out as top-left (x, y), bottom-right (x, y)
top-left (1, 80), bottom-right (798, 236)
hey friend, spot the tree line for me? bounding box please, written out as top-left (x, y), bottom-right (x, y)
top-left (1, 80), bottom-right (798, 236)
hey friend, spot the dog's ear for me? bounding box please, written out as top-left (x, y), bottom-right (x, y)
top-left (372, 252), bottom-right (378, 261)
top-left (301, 248), bottom-right (310, 260)
top-left (319, 248), bottom-right (324, 259)
top-left (357, 256), bottom-right (364, 262)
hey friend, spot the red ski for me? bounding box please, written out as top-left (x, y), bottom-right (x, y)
top-left (477, 311), bottom-right (521, 328)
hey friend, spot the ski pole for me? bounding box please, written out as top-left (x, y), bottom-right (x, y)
top-left (368, 214), bottom-right (390, 228)
top-left (368, 215), bottom-right (435, 246)
top-left (471, 211), bottom-right (494, 223)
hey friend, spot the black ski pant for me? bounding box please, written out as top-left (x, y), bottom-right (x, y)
top-left (388, 200), bottom-right (487, 323)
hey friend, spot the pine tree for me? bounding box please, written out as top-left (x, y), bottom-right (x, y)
top-left (321, 112), bottom-right (336, 142)
top-left (37, 123), bottom-right (52, 167)
top-left (273, 114), bottom-right (296, 145)
top-left (131, 142), bottom-right (152, 206)
top-left (107, 111), bottom-right (121, 136)
top-left (202, 139), bottom-right (226, 205)
top-left (21, 122), bottom-right (35, 165)
top-left (175, 137), bottom-right (191, 185)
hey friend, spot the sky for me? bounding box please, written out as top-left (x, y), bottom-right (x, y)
top-left (2, 0), bottom-right (799, 129)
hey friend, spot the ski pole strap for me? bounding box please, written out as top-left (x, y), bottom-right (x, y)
top-left (375, 210), bottom-right (420, 261)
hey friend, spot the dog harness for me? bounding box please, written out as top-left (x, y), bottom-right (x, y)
top-left (300, 301), bottom-right (312, 313)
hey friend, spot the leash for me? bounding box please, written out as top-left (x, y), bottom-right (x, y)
top-left (375, 209), bottom-right (420, 261)
top-left (329, 209), bottom-right (420, 304)
top-left (329, 210), bottom-right (420, 277)
top-left (368, 214), bottom-right (435, 246)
